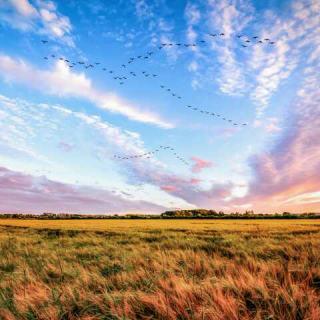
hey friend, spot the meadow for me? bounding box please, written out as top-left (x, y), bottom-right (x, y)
top-left (0, 219), bottom-right (319, 319)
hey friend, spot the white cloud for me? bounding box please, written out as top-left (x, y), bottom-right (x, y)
top-left (266, 123), bottom-right (281, 132)
top-left (0, 55), bottom-right (173, 129)
top-left (1, 0), bottom-right (74, 46)
top-left (185, 3), bottom-right (200, 25)
top-left (10, 0), bottom-right (38, 17)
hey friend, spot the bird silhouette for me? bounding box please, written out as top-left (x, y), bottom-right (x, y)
top-left (43, 57), bottom-right (48, 59)
top-left (220, 33), bottom-right (225, 36)
top-left (210, 33), bottom-right (217, 37)
top-left (245, 40), bottom-right (250, 43)
top-left (199, 40), bottom-right (206, 43)
top-left (264, 38), bottom-right (270, 41)
top-left (269, 42), bottom-right (275, 44)
top-left (122, 64), bottom-right (126, 68)
top-left (41, 40), bottom-right (48, 43)
top-left (252, 36), bottom-right (259, 39)
top-left (242, 45), bottom-right (247, 47)
top-left (237, 35), bottom-right (243, 38)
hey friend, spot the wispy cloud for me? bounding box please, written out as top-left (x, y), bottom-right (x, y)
top-left (0, 55), bottom-right (173, 128)
top-left (0, 0), bottom-right (74, 46)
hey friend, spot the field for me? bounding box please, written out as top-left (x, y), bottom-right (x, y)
top-left (0, 219), bottom-right (319, 319)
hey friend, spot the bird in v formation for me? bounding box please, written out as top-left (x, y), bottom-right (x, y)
top-left (41, 33), bottom-right (259, 126)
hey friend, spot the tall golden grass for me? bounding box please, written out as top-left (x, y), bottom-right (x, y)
top-left (0, 220), bottom-right (319, 319)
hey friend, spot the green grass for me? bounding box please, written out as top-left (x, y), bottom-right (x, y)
top-left (0, 222), bottom-right (319, 319)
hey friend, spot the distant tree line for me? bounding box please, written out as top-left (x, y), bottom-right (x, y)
top-left (0, 210), bottom-right (319, 219)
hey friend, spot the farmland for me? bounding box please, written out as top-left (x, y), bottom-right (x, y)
top-left (0, 219), bottom-right (319, 319)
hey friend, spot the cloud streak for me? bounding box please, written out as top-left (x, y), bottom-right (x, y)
top-left (0, 55), bottom-right (173, 128)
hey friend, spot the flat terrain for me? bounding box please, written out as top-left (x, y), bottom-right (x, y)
top-left (0, 219), bottom-right (319, 319)
top-left (0, 218), bottom-right (319, 232)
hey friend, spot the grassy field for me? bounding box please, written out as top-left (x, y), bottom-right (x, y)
top-left (0, 220), bottom-right (319, 319)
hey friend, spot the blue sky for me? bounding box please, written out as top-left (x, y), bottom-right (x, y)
top-left (0, 0), bottom-right (319, 214)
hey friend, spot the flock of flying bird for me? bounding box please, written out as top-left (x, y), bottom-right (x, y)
top-left (40, 31), bottom-right (276, 193)
top-left (42, 30), bottom-right (270, 127)
top-left (113, 146), bottom-right (190, 166)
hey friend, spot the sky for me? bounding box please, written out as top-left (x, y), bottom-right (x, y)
top-left (0, 0), bottom-right (319, 215)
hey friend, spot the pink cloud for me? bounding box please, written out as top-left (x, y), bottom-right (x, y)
top-left (58, 141), bottom-right (74, 152)
top-left (191, 178), bottom-right (202, 184)
top-left (191, 157), bottom-right (214, 173)
top-left (160, 185), bottom-right (181, 192)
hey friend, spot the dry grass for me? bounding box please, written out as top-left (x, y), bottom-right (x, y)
top-left (0, 220), bottom-right (319, 319)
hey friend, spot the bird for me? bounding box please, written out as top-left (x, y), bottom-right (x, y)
top-left (269, 42), bottom-right (275, 44)
top-left (252, 36), bottom-right (259, 39)
top-left (51, 55), bottom-right (55, 58)
top-left (120, 82), bottom-right (124, 85)
top-left (95, 62), bottom-right (100, 65)
top-left (138, 55), bottom-right (142, 58)
top-left (160, 85), bottom-right (165, 88)
top-left (144, 56), bottom-right (149, 59)
top-left (122, 64), bottom-right (126, 68)
top-left (237, 35), bottom-right (243, 38)
top-left (59, 58), bottom-right (64, 60)
top-left (199, 40), bottom-right (206, 43)
top-left (109, 71), bottom-right (114, 73)
top-left (43, 57), bottom-right (48, 59)
top-left (142, 71), bottom-right (146, 74)
top-left (245, 40), bottom-right (250, 43)
top-left (41, 40), bottom-right (48, 43)
top-left (242, 45), bottom-right (247, 47)
top-left (158, 46), bottom-right (163, 49)
top-left (152, 74), bottom-right (157, 77)
top-left (176, 43), bottom-right (182, 46)
top-left (210, 33), bottom-right (217, 37)
top-left (220, 33), bottom-right (225, 36)
top-left (258, 41), bottom-right (263, 43)
top-left (65, 59), bottom-right (69, 62)
top-left (102, 68), bottom-right (106, 71)
top-left (69, 65), bottom-right (74, 68)
top-left (147, 52), bottom-right (154, 55)
top-left (264, 38), bottom-right (270, 41)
